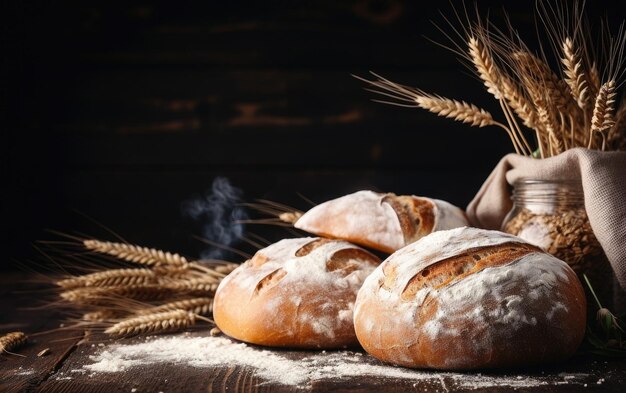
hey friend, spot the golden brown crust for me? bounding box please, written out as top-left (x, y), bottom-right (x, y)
top-left (396, 242), bottom-right (540, 299)
top-left (294, 191), bottom-right (468, 253)
top-left (386, 195), bottom-right (436, 244)
top-left (295, 238), bottom-right (333, 256)
top-left (214, 238), bottom-right (380, 349)
top-left (354, 228), bottom-right (587, 370)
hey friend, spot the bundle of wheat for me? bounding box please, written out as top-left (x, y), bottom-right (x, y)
top-left (358, 1), bottom-right (626, 158)
top-left (54, 239), bottom-right (238, 337)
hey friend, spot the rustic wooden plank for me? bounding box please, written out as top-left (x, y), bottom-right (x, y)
top-left (2, 274), bottom-right (626, 392)
top-left (35, 329), bottom-right (626, 393)
top-left (0, 273), bottom-right (83, 393)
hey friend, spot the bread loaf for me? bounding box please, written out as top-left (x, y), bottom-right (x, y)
top-left (214, 237), bottom-right (380, 349)
top-left (294, 190), bottom-right (468, 253)
top-left (353, 227), bottom-right (586, 369)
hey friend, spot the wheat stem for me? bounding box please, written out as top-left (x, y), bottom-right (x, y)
top-left (501, 100), bottom-right (533, 155)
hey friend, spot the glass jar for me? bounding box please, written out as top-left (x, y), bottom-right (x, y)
top-left (502, 178), bottom-right (615, 310)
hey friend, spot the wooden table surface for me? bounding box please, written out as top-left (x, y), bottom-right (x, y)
top-left (1, 272), bottom-right (625, 393)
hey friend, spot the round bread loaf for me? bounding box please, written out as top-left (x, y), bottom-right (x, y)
top-left (353, 227), bottom-right (586, 370)
top-left (214, 237), bottom-right (380, 349)
top-left (294, 190), bottom-right (468, 253)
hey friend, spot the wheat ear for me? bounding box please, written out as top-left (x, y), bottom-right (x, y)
top-left (469, 37), bottom-right (503, 99)
top-left (135, 297), bottom-right (214, 316)
top-left (514, 51), bottom-right (578, 113)
top-left (0, 332), bottom-right (28, 356)
top-left (104, 310), bottom-right (204, 337)
top-left (165, 277), bottom-right (221, 294)
top-left (57, 268), bottom-right (158, 289)
top-left (469, 37), bottom-right (531, 155)
top-left (83, 240), bottom-right (189, 268)
top-left (590, 80), bottom-right (617, 149)
top-left (413, 94), bottom-right (496, 127)
top-left (61, 285), bottom-right (177, 304)
top-left (278, 211), bottom-right (303, 224)
top-left (562, 38), bottom-right (590, 110)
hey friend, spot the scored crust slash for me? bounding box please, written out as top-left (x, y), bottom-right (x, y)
top-left (353, 227), bottom-right (586, 369)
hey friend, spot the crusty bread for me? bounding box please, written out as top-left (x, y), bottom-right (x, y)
top-left (353, 227), bottom-right (586, 370)
top-left (294, 190), bottom-right (468, 253)
top-left (214, 237), bottom-right (380, 349)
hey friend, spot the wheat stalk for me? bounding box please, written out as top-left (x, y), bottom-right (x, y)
top-left (104, 310), bottom-right (199, 337)
top-left (590, 80), bottom-right (617, 148)
top-left (357, 3), bottom-right (626, 157)
top-left (61, 285), bottom-right (177, 304)
top-left (418, 93), bottom-right (527, 154)
top-left (83, 240), bottom-right (190, 268)
top-left (357, 72), bottom-right (528, 153)
top-left (135, 297), bottom-right (214, 316)
top-left (165, 278), bottom-right (221, 294)
top-left (57, 268), bottom-right (158, 289)
top-left (51, 237), bottom-right (240, 336)
top-left (562, 37), bottom-right (590, 110)
top-left (0, 332), bottom-right (27, 355)
top-left (469, 37), bottom-right (532, 154)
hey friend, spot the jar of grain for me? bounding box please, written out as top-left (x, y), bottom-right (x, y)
top-left (501, 178), bottom-right (616, 310)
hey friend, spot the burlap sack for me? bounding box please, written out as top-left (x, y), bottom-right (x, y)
top-left (466, 148), bottom-right (626, 290)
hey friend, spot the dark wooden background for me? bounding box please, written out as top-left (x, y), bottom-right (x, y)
top-left (1, 0), bottom-right (622, 269)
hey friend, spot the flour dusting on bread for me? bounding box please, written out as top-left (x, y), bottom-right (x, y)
top-left (214, 237), bottom-right (380, 349)
top-left (353, 227), bottom-right (586, 369)
top-left (295, 191), bottom-right (405, 252)
top-left (294, 191), bottom-right (468, 253)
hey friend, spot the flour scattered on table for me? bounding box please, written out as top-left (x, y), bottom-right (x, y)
top-left (82, 336), bottom-right (588, 389)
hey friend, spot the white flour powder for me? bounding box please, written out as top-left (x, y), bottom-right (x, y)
top-left (80, 335), bottom-right (589, 390)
